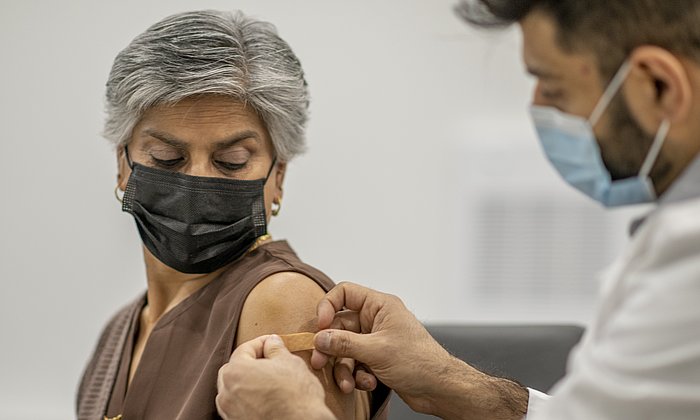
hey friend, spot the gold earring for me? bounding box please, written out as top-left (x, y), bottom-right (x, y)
top-left (271, 197), bottom-right (282, 216)
top-left (114, 185), bottom-right (124, 204)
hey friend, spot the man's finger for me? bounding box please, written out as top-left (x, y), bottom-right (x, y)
top-left (317, 282), bottom-right (371, 329)
top-left (317, 299), bottom-right (338, 331)
top-left (314, 329), bottom-right (372, 361)
top-left (229, 334), bottom-right (271, 361)
top-left (310, 348), bottom-right (330, 370)
top-left (318, 282), bottom-right (393, 332)
top-left (334, 357), bottom-right (356, 394)
top-left (263, 334), bottom-right (292, 358)
top-left (329, 310), bottom-right (362, 333)
top-left (354, 367), bottom-right (378, 392)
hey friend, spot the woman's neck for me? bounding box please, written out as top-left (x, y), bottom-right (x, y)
top-left (139, 235), bottom-right (273, 325)
top-left (141, 248), bottom-right (226, 325)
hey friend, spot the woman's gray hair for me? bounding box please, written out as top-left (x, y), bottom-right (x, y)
top-left (104, 10), bottom-right (309, 161)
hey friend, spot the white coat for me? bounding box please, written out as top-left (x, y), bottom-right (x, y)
top-left (527, 157), bottom-right (700, 419)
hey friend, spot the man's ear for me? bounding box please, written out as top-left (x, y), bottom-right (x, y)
top-left (624, 46), bottom-right (692, 134)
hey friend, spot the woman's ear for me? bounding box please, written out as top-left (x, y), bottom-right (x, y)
top-left (624, 46), bottom-right (692, 133)
top-left (116, 145), bottom-right (130, 191)
top-left (274, 161), bottom-right (287, 199)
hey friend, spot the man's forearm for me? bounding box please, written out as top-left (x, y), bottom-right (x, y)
top-left (422, 356), bottom-right (529, 420)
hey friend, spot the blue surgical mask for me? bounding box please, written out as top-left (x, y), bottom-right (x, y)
top-left (530, 61), bottom-right (670, 207)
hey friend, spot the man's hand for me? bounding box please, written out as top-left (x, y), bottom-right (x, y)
top-left (310, 282), bottom-right (456, 413)
top-left (310, 282), bottom-right (528, 420)
top-left (216, 334), bottom-right (336, 420)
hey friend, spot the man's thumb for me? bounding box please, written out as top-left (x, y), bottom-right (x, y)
top-left (314, 329), bottom-right (370, 361)
top-left (263, 335), bottom-right (290, 358)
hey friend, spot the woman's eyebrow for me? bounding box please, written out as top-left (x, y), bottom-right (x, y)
top-left (142, 129), bottom-right (260, 149)
top-left (214, 130), bottom-right (260, 149)
top-left (144, 129), bottom-right (188, 148)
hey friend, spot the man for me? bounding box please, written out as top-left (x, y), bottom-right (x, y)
top-left (216, 1), bottom-right (700, 418)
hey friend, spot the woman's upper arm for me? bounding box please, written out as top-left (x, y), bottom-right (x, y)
top-left (235, 271), bottom-right (359, 420)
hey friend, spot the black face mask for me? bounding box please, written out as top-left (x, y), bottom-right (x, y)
top-left (121, 147), bottom-right (274, 274)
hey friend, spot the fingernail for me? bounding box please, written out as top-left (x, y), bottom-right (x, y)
top-left (268, 334), bottom-right (283, 345)
top-left (315, 331), bottom-right (331, 351)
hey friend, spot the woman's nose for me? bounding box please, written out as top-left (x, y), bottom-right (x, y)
top-left (185, 154), bottom-right (219, 178)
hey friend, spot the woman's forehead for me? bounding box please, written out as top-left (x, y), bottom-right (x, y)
top-left (142, 96), bottom-right (263, 127)
top-left (134, 96), bottom-right (271, 147)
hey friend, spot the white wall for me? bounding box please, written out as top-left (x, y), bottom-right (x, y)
top-left (0, 1), bottom-right (648, 418)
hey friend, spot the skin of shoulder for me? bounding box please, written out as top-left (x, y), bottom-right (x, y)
top-left (235, 271), bottom-right (360, 420)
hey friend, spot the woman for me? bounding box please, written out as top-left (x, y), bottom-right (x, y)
top-left (76, 10), bottom-right (389, 420)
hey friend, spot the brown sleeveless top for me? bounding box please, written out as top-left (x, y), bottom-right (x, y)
top-left (76, 240), bottom-right (389, 420)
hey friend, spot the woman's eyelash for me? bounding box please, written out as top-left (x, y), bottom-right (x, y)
top-left (148, 155), bottom-right (246, 172)
top-left (151, 156), bottom-right (184, 168)
top-left (215, 161), bottom-right (246, 171)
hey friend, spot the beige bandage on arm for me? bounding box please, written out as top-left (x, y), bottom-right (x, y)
top-left (279, 332), bottom-right (316, 352)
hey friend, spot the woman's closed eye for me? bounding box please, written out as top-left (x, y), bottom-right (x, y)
top-left (215, 160), bottom-right (246, 171)
top-left (150, 154), bottom-right (185, 169)
top-left (214, 148), bottom-right (251, 172)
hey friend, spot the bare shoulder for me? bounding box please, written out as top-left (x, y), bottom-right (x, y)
top-left (235, 272), bottom-right (366, 420)
top-left (236, 271), bottom-right (325, 344)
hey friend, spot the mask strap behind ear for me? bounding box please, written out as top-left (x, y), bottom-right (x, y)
top-left (265, 157), bottom-right (278, 181)
top-left (124, 145), bottom-right (135, 169)
top-left (639, 119), bottom-right (670, 178)
top-left (589, 60), bottom-right (633, 126)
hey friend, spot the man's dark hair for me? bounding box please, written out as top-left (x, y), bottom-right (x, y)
top-left (456, 0), bottom-right (700, 80)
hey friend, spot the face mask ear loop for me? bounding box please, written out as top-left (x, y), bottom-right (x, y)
top-left (589, 60), bottom-right (633, 126)
top-left (264, 157), bottom-right (278, 182)
top-left (639, 119), bottom-right (670, 179)
top-left (124, 145), bottom-right (135, 169)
